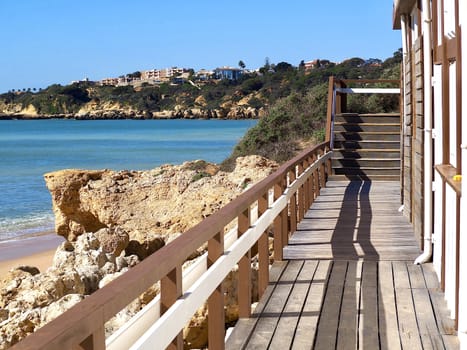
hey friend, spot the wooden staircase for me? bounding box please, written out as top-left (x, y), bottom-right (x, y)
top-left (331, 113), bottom-right (401, 181)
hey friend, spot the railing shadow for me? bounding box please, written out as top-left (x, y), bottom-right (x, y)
top-left (328, 181), bottom-right (381, 348)
top-left (330, 180), bottom-right (378, 260)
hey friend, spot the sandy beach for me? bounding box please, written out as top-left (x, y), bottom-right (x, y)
top-left (0, 233), bottom-right (64, 277)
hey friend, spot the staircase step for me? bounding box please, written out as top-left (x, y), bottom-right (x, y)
top-left (333, 140), bottom-right (400, 149)
top-left (332, 158), bottom-right (400, 168)
top-left (334, 123), bottom-right (400, 133)
top-left (333, 167), bottom-right (400, 176)
top-left (332, 149), bottom-right (400, 159)
top-left (328, 174), bottom-right (401, 181)
top-left (335, 113), bottom-right (400, 124)
top-left (331, 113), bottom-right (401, 179)
top-left (334, 132), bottom-right (400, 141)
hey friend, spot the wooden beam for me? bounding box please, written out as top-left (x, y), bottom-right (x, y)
top-left (274, 180), bottom-right (285, 262)
top-left (257, 192), bottom-right (269, 298)
top-left (161, 266), bottom-right (183, 350)
top-left (208, 231), bottom-right (225, 349)
top-left (289, 169), bottom-right (298, 234)
top-left (325, 76), bottom-right (335, 142)
top-left (442, 36), bottom-right (450, 164)
top-left (78, 327), bottom-right (105, 350)
top-left (238, 208), bottom-right (251, 318)
top-left (455, 12), bottom-right (462, 173)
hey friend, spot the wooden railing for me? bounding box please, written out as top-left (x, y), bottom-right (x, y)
top-left (325, 77), bottom-right (401, 148)
top-left (11, 141), bottom-right (332, 350)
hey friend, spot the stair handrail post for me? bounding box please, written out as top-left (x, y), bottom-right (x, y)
top-left (325, 76), bottom-right (336, 149)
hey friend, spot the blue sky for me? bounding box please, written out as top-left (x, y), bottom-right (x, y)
top-left (0, 1), bottom-right (401, 93)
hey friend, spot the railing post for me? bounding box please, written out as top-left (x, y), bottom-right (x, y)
top-left (304, 158), bottom-right (311, 211)
top-left (289, 167), bottom-right (297, 234)
top-left (325, 144), bottom-right (332, 180)
top-left (325, 76), bottom-right (335, 142)
top-left (161, 265), bottom-right (183, 350)
top-left (238, 208), bottom-right (251, 318)
top-left (318, 148), bottom-right (326, 189)
top-left (281, 176), bottom-right (289, 247)
top-left (208, 231), bottom-right (225, 349)
top-left (79, 327), bottom-right (105, 350)
top-left (335, 80), bottom-right (347, 114)
top-left (273, 180), bottom-right (285, 261)
top-left (257, 192), bottom-right (270, 298)
top-left (297, 162), bottom-right (305, 222)
top-left (312, 153), bottom-right (319, 198)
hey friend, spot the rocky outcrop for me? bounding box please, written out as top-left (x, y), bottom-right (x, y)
top-left (0, 156), bottom-right (278, 349)
top-left (0, 102), bottom-right (38, 117)
top-left (0, 228), bottom-right (140, 349)
top-left (44, 156), bottom-right (277, 242)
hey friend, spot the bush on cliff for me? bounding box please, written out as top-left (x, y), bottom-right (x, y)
top-left (222, 83), bottom-right (328, 169)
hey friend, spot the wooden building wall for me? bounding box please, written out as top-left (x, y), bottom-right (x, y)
top-left (403, 41), bottom-right (412, 220)
top-left (413, 38), bottom-right (425, 249)
top-left (402, 36), bottom-right (425, 249)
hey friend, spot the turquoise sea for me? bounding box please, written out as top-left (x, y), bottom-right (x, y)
top-left (0, 119), bottom-right (256, 242)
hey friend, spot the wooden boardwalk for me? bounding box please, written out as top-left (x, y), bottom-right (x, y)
top-left (226, 181), bottom-right (459, 349)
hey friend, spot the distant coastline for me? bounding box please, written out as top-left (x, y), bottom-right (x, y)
top-left (0, 106), bottom-right (262, 121)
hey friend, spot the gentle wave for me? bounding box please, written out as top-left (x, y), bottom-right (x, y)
top-left (0, 212), bottom-right (55, 242)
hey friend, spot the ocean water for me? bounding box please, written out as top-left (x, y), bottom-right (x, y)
top-left (0, 119), bottom-right (256, 242)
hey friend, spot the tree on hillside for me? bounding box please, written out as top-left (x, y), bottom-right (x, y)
top-left (127, 71), bottom-right (142, 79)
top-left (275, 61), bottom-right (293, 72)
top-left (382, 48), bottom-right (403, 68)
top-left (259, 57), bottom-right (272, 74)
top-left (341, 57), bottom-right (365, 68)
top-left (298, 60), bottom-right (305, 73)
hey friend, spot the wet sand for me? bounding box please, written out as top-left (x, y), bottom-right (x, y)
top-left (0, 233), bottom-right (64, 277)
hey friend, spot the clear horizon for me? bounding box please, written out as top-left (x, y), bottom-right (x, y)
top-left (0, 1), bottom-right (401, 93)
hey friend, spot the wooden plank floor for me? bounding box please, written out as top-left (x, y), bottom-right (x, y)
top-left (284, 181), bottom-right (421, 261)
top-left (226, 181), bottom-right (459, 349)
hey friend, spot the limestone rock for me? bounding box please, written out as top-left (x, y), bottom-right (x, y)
top-left (40, 294), bottom-right (85, 325)
top-left (0, 310), bottom-right (41, 350)
top-left (44, 169), bottom-right (107, 240)
top-left (0, 229), bottom-right (139, 347)
top-left (194, 95), bottom-right (207, 107)
top-left (15, 266), bottom-right (40, 276)
top-left (94, 227), bottom-right (129, 256)
top-left (125, 230), bottom-right (165, 260)
top-left (44, 156), bottom-right (277, 242)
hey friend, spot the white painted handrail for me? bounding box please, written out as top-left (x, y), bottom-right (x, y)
top-left (336, 87), bottom-right (401, 94)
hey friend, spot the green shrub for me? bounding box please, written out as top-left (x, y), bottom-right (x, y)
top-left (191, 172), bottom-right (211, 183)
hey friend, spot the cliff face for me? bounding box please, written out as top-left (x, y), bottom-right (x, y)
top-left (0, 101), bottom-right (38, 116)
top-left (0, 102), bottom-right (264, 120)
top-left (0, 92), bottom-right (265, 120)
top-left (0, 156), bottom-right (277, 348)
